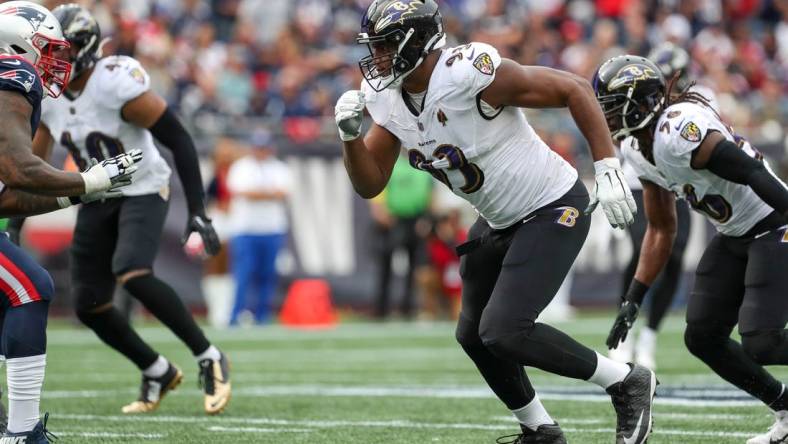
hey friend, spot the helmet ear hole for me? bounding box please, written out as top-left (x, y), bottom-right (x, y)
top-left (10, 45), bottom-right (26, 54)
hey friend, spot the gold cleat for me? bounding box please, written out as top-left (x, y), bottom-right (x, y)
top-left (198, 352), bottom-right (231, 415)
top-left (121, 364), bottom-right (183, 414)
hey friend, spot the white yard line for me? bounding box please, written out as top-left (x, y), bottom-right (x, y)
top-left (42, 384), bottom-right (764, 407)
top-left (207, 426), bottom-right (312, 433)
top-left (56, 431), bottom-right (165, 439)
top-left (56, 413), bottom-right (757, 439)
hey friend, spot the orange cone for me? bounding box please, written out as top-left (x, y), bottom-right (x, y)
top-left (279, 279), bottom-right (338, 329)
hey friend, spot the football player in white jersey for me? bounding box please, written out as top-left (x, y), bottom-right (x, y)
top-left (596, 55), bottom-right (788, 444)
top-left (611, 44), bottom-right (701, 370)
top-left (0, 2), bottom-right (142, 442)
top-left (17, 4), bottom-right (231, 416)
top-left (335, 1), bottom-right (654, 443)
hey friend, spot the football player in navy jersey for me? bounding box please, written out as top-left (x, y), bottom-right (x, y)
top-left (0, 2), bottom-right (141, 442)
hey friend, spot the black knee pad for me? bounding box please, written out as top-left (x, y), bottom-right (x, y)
top-left (478, 305), bottom-right (532, 347)
top-left (455, 315), bottom-right (484, 349)
top-left (73, 284), bottom-right (114, 317)
top-left (684, 323), bottom-right (730, 358)
top-left (741, 330), bottom-right (785, 365)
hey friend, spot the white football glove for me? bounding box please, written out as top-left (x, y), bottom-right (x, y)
top-left (584, 157), bottom-right (637, 228)
top-left (80, 149), bottom-right (143, 194)
top-left (335, 90), bottom-right (365, 142)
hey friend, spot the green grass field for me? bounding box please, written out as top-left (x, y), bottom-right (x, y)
top-left (37, 314), bottom-right (785, 443)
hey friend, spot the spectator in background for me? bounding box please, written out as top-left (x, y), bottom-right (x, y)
top-left (369, 155), bottom-right (432, 320)
top-left (226, 129), bottom-right (291, 325)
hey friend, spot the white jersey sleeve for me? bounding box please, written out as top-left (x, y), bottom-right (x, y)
top-left (446, 42), bottom-right (502, 99)
top-left (653, 102), bottom-right (775, 236)
top-left (94, 56), bottom-right (151, 109)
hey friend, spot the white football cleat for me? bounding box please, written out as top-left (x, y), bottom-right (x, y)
top-left (747, 411), bottom-right (788, 444)
top-left (635, 327), bottom-right (657, 371)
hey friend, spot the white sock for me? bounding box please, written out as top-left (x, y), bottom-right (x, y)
top-left (6, 354), bottom-right (45, 433)
top-left (512, 394), bottom-right (554, 430)
top-left (588, 352), bottom-right (631, 389)
top-left (142, 355), bottom-right (169, 378)
top-left (195, 345), bottom-right (221, 362)
top-left (638, 327), bottom-right (657, 347)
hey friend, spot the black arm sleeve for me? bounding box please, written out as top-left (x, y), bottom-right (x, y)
top-left (705, 138), bottom-right (788, 219)
top-left (148, 107), bottom-right (206, 215)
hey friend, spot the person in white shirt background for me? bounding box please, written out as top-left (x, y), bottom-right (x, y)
top-left (226, 129), bottom-right (291, 326)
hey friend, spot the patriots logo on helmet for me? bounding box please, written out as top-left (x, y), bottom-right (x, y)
top-left (608, 64), bottom-right (658, 91)
top-left (0, 67), bottom-right (37, 93)
top-left (0, 6), bottom-right (50, 32)
top-left (374, 1), bottom-right (421, 33)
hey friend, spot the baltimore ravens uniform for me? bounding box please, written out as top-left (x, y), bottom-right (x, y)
top-left (364, 39), bottom-right (604, 386)
top-left (41, 56), bottom-right (171, 196)
top-left (625, 100), bottom-right (788, 336)
top-left (39, 55), bottom-right (173, 310)
top-left (363, 42), bottom-right (578, 230)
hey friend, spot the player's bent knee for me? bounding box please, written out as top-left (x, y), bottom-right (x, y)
top-left (455, 315), bottom-right (483, 349)
top-left (684, 323), bottom-right (729, 358)
top-left (73, 284), bottom-right (114, 316)
top-left (117, 268), bottom-right (152, 285)
top-left (741, 330), bottom-right (785, 365)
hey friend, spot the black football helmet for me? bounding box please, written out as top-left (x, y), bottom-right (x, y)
top-left (357, 0), bottom-right (446, 91)
top-left (51, 3), bottom-right (101, 80)
top-left (648, 42), bottom-right (691, 92)
top-left (593, 55), bottom-right (666, 141)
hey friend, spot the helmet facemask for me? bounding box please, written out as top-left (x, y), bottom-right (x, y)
top-left (598, 87), bottom-right (663, 141)
top-left (31, 32), bottom-right (71, 98)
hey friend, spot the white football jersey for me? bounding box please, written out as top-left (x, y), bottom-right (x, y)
top-left (621, 86), bottom-right (720, 192)
top-left (41, 56), bottom-right (171, 197)
top-left (362, 42), bottom-right (577, 229)
top-left (646, 101), bottom-right (777, 236)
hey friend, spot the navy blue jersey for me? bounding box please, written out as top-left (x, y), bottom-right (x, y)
top-left (0, 55), bottom-right (43, 136)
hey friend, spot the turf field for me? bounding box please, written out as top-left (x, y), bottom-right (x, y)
top-left (38, 314), bottom-right (784, 443)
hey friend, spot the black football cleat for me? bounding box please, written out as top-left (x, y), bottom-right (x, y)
top-left (606, 364), bottom-right (657, 444)
top-left (496, 423), bottom-right (567, 444)
top-left (0, 412), bottom-right (56, 444)
top-left (122, 363), bottom-right (183, 414)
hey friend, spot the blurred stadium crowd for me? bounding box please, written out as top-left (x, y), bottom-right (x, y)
top-left (38, 0), bottom-right (788, 167)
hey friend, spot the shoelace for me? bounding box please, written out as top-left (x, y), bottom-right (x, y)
top-left (495, 433), bottom-right (524, 444)
top-left (197, 360), bottom-right (215, 395)
top-left (40, 412), bottom-right (58, 442)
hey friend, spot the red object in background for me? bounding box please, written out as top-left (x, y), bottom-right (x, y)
top-left (596, 0), bottom-right (630, 17)
top-left (280, 279), bottom-right (338, 329)
top-left (427, 230), bottom-right (466, 299)
top-left (283, 117), bottom-right (322, 144)
top-left (24, 230), bottom-right (73, 255)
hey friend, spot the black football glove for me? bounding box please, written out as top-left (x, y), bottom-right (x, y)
top-left (606, 300), bottom-right (640, 350)
top-left (182, 213), bottom-right (220, 257)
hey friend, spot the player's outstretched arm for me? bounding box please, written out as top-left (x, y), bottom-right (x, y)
top-left (0, 90), bottom-right (87, 196)
top-left (0, 189), bottom-right (62, 217)
top-left (607, 180), bottom-right (676, 349)
top-left (335, 91), bottom-right (400, 199)
top-left (692, 130), bottom-right (788, 221)
top-left (480, 60), bottom-right (637, 228)
top-left (0, 91), bottom-right (141, 197)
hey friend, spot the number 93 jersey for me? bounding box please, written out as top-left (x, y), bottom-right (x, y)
top-left (361, 42), bottom-right (578, 230)
top-left (649, 101), bottom-right (776, 236)
top-left (41, 55), bottom-right (172, 196)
